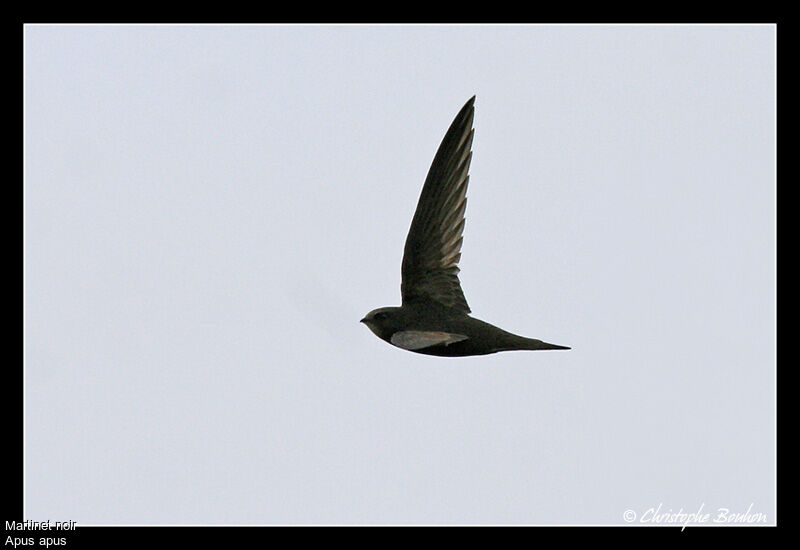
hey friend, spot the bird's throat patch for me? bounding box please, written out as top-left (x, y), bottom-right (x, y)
top-left (390, 330), bottom-right (469, 350)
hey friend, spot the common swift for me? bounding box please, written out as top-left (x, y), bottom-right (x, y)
top-left (361, 96), bottom-right (569, 356)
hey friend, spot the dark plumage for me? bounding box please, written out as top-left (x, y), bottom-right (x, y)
top-left (361, 96), bottom-right (569, 356)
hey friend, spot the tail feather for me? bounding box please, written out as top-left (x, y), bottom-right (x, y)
top-left (515, 337), bottom-right (570, 351)
top-left (536, 340), bottom-right (570, 350)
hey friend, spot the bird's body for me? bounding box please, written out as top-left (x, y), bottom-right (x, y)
top-left (361, 96), bottom-right (569, 356)
top-left (363, 302), bottom-right (568, 357)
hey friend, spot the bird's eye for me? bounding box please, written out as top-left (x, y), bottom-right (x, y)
top-left (374, 312), bottom-right (387, 321)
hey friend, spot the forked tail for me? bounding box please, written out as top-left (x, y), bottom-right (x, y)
top-left (512, 336), bottom-right (570, 351)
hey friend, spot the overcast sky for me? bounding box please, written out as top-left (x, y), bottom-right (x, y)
top-left (24, 24), bottom-right (775, 525)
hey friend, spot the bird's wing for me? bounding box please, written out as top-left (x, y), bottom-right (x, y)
top-left (401, 96), bottom-right (475, 314)
top-left (391, 331), bottom-right (469, 351)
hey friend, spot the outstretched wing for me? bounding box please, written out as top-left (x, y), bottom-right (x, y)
top-left (401, 96), bottom-right (475, 314)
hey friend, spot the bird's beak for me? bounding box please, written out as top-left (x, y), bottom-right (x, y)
top-left (360, 317), bottom-right (367, 324)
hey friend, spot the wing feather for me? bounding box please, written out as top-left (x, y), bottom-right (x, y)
top-left (401, 96), bottom-right (476, 314)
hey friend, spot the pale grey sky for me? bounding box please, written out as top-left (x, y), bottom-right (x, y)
top-left (24, 24), bottom-right (775, 525)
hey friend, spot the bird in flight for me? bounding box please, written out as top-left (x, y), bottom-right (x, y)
top-left (361, 96), bottom-right (569, 356)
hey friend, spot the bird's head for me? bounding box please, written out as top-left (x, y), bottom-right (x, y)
top-left (360, 307), bottom-right (402, 341)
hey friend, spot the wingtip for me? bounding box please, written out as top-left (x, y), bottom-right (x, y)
top-left (456, 96), bottom-right (476, 127)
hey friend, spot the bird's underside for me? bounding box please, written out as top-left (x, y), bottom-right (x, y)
top-left (361, 96), bottom-right (569, 356)
top-left (381, 304), bottom-right (568, 356)
top-left (390, 326), bottom-right (570, 357)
